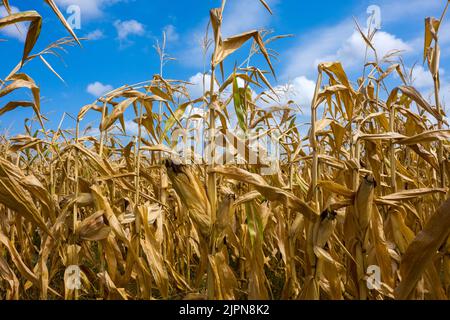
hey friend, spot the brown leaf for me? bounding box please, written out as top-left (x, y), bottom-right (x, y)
top-left (395, 198), bottom-right (450, 299)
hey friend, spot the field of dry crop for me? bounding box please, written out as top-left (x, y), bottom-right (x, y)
top-left (0, 0), bottom-right (449, 300)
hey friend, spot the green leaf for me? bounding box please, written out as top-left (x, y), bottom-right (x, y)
top-left (233, 76), bottom-right (246, 132)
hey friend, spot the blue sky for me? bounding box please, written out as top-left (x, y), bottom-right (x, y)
top-left (1, 0), bottom-right (450, 135)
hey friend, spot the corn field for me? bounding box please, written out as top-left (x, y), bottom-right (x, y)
top-left (0, 0), bottom-right (450, 300)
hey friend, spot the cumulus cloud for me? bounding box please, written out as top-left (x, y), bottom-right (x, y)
top-left (187, 73), bottom-right (216, 99)
top-left (185, 72), bottom-right (314, 125)
top-left (410, 65), bottom-right (436, 89)
top-left (122, 119), bottom-right (139, 136)
top-left (282, 20), bottom-right (353, 79)
top-left (186, 72), bottom-right (246, 99)
top-left (114, 19), bottom-right (145, 45)
top-left (283, 21), bottom-right (411, 79)
top-left (86, 81), bottom-right (113, 96)
top-left (263, 76), bottom-right (316, 114)
top-left (0, 6), bottom-right (28, 42)
top-left (330, 29), bottom-right (411, 67)
top-left (85, 29), bottom-right (104, 40)
top-left (183, 105), bottom-right (207, 131)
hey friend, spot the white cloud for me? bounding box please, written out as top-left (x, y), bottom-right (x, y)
top-left (423, 81), bottom-right (450, 113)
top-left (281, 0), bottom-right (443, 82)
top-left (283, 20), bottom-right (411, 79)
top-left (122, 119), bottom-right (139, 136)
top-left (263, 76), bottom-right (315, 113)
top-left (85, 29), bottom-right (104, 40)
top-left (0, 6), bottom-right (28, 42)
top-left (114, 19), bottom-right (145, 43)
top-left (405, 65), bottom-right (449, 112)
top-left (54, 0), bottom-right (122, 19)
top-left (410, 65), bottom-right (435, 89)
top-left (86, 81), bottom-right (113, 96)
top-left (440, 83), bottom-right (450, 111)
top-left (186, 72), bottom-right (246, 99)
top-left (185, 104), bottom-right (205, 116)
top-left (332, 29), bottom-right (411, 67)
top-left (436, 21), bottom-right (450, 59)
top-left (163, 24), bottom-right (179, 43)
top-left (282, 20), bottom-right (353, 79)
top-left (187, 72), bottom-right (216, 99)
